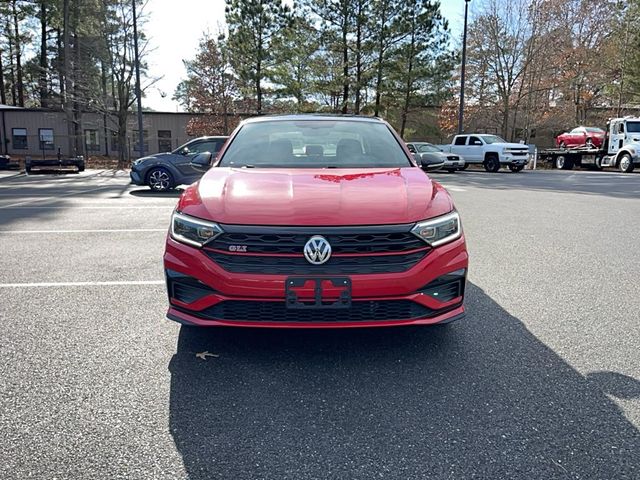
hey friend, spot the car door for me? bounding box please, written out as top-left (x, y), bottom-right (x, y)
top-left (175, 139), bottom-right (226, 181)
top-left (466, 136), bottom-right (485, 162)
top-left (450, 136), bottom-right (467, 157)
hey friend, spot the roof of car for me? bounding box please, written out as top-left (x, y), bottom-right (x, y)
top-left (242, 114), bottom-right (386, 124)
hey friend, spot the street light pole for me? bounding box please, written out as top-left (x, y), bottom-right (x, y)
top-left (458, 0), bottom-right (471, 135)
top-left (132, 0), bottom-right (144, 158)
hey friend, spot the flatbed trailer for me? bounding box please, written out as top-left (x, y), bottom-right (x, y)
top-left (540, 117), bottom-right (640, 173)
top-left (25, 155), bottom-right (85, 174)
top-left (538, 147), bottom-right (603, 170)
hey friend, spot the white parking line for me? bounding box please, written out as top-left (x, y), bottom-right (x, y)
top-left (0, 228), bottom-right (166, 234)
top-left (0, 184), bottom-right (116, 208)
top-left (0, 280), bottom-right (165, 288)
top-left (1, 205), bottom-right (174, 209)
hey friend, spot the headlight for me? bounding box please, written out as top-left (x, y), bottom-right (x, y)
top-left (170, 211), bottom-right (223, 248)
top-left (411, 211), bottom-right (462, 247)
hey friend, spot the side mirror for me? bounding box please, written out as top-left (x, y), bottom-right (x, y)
top-left (419, 153), bottom-right (445, 171)
top-left (191, 152), bottom-right (213, 171)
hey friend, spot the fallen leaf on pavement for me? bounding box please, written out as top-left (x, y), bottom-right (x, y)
top-left (195, 351), bottom-right (219, 361)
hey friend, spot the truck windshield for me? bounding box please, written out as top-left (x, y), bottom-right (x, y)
top-left (481, 135), bottom-right (507, 144)
top-left (219, 120), bottom-right (412, 168)
top-left (626, 122), bottom-right (640, 133)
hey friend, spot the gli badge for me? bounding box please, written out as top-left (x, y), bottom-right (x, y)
top-left (228, 245), bottom-right (248, 252)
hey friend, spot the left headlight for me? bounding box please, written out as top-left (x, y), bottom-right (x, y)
top-left (170, 211), bottom-right (223, 248)
top-left (411, 211), bottom-right (462, 247)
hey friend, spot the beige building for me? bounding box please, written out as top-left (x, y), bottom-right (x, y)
top-left (0, 105), bottom-right (222, 158)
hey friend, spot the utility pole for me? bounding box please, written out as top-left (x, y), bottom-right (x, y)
top-left (132, 0), bottom-right (144, 158)
top-left (458, 0), bottom-right (471, 134)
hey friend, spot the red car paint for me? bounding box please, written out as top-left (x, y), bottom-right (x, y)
top-left (556, 126), bottom-right (605, 148)
top-left (164, 116), bottom-right (468, 328)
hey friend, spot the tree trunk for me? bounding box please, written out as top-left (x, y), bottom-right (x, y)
top-left (39, 0), bottom-right (48, 108)
top-left (72, 13), bottom-right (83, 157)
top-left (400, 46), bottom-right (415, 138)
top-left (11, 0), bottom-right (24, 107)
top-left (354, 1), bottom-right (363, 113)
top-left (341, 18), bottom-right (349, 114)
top-left (56, 28), bottom-right (64, 102)
top-left (256, 58), bottom-right (262, 115)
top-left (101, 59), bottom-right (109, 156)
top-left (63, 0), bottom-right (75, 156)
top-left (6, 19), bottom-right (17, 106)
top-left (373, 4), bottom-right (387, 117)
top-left (0, 49), bottom-right (6, 105)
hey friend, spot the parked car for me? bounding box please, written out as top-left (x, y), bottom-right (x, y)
top-left (406, 142), bottom-right (465, 172)
top-left (438, 134), bottom-right (529, 172)
top-left (555, 126), bottom-right (605, 149)
top-left (164, 115), bottom-right (468, 328)
top-left (130, 136), bottom-right (228, 191)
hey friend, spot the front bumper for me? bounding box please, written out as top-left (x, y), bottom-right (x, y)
top-left (130, 168), bottom-right (144, 185)
top-left (443, 158), bottom-right (466, 169)
top-left (164, 234), bottom-right (468, 328)
top-left (501, 154), bottom-right (528, 166)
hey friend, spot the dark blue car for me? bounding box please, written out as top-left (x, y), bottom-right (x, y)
top-left (130, 136), bottom-right (228, 191)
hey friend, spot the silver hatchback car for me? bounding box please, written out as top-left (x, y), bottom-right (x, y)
top-left (406, 142), bottom-right (466, 172)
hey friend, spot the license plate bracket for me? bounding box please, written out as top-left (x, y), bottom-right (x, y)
top-left (285, 277), bottom-right (352, 309)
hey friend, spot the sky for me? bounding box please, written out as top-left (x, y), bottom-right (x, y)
top-left (143, 0), bottom-right (466, 112)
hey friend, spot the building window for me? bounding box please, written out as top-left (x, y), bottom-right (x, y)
top-left (132, 130), bottom-right (149, 152)
top-left (110, 132), bottom-right (120, 151)
top-left (39, 128), bottom-right (55, 150)
top-left (12, 128), bottom-right (28, 149)
top-left (158, 130), bottom-right (172, 152)
top-left (84, 129), bottom-right (100, 151)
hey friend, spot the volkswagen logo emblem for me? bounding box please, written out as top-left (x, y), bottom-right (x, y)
top-left (303, 236), bottom-right (332, 265)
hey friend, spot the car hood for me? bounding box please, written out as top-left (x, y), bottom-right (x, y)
top-left (177, 167), bottom-right (454, 226)
top-left (489, 142), bottom-right (528, 149)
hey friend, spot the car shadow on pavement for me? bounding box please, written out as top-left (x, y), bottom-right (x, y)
top-left (129, 188), bottom-right (184, 198)
top-left (167, 283), bottom-right (640, 480)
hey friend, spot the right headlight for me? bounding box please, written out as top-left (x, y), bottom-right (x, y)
top-left (411, 211), bottom-right (462, 247)
top-left (170, 211), bottom-right (223, 248)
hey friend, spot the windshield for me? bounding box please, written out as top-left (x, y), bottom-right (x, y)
top-left (481, 135), bottom-right (507, 144)
top-left (585, 127), bottom-right (604, 133)
top-left (219, 120), bottom-right (412, 168)
top-left (417, 144), bottom-right (441, 153)
top-left (626, 122), bottom-right (640, 133)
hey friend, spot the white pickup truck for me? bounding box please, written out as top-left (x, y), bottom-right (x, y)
top-left (439, 134), bottom-right (529, 172)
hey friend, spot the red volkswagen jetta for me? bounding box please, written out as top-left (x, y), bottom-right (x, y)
top-left (164, 115), bottom-right (468, 328)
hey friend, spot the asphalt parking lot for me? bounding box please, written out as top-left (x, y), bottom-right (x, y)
top-left (1, 168), bottom-right (639, 479)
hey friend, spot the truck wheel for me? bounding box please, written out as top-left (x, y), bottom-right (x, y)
top-left (585, 138), bottom-right (595, 149)
top-left (509, 165), bottom-right (524, 173)
top-left (446, 168), bottom-right (456, 173)
top-left (592, 156), bottom-right (603, 171)
top-left (459, 164), bottom-right (469, 171)
top-left (147, 167), bottom-right (174, 191)
top-left (618, 154), bottom-right (634, 173)
top-left (484, 155), bottom-right (500, 172)
top-left (555, 156), bottom-right (573, 170)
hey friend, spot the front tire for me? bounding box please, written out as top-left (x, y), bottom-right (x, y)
top-left (484, 155), bottom-right (500, 172)
top-left (446, 168), bottom-right (456, 173)
top-left (147, 167), bottom-right (174, 191)
top-left (459, 164), bottom-right (469, 171)
top-left (619, 154), bottom-right (635, 173)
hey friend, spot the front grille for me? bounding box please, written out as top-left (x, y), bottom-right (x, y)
top-left (205, 224), bottom-right (429, 275)
top-left (203, 250), bottom-right (428, 274)
top-left (209, 231), bottom-right (424, 254)
top-left (182, 300), bottom-right (434, 323)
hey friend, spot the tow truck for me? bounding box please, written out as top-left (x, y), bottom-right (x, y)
top-left (539, 117), bottom-right (640, 173)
